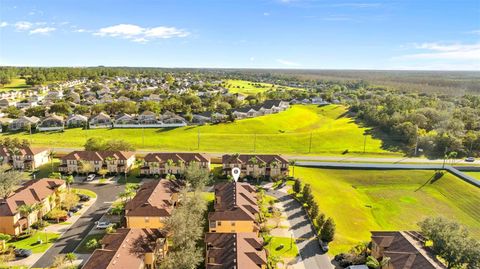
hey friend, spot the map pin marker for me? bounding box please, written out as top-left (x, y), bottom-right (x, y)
top-left (232, 167), bottom-right (241, 182)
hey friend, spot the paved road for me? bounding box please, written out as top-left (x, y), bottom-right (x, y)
top-left (267, 188), bottom-right (334, 269)
top-left (33, 181), bottom-right (124, 268)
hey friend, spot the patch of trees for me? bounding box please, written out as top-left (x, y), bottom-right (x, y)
top-left (84, 137), bottom-right (135, 151)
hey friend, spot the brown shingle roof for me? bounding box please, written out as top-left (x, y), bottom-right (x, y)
top-left (83, 228), bottom-right (166, 269)
top-left (205, 232), bottom-right (267, 269)
top-left (222, 154), bottom-right (288, 165)
top-left (208, 182), bottom-right (259, 221)
top-left (143, 152), bottom-right (210, 163)
top-left (125, 180), bottom-right (181, 217)
top-left (371, 231), bottom-right (446, 269)
top-left (61, 151), bottom-right (135, 161)
top-left (0, 147), bottom-right (48, 158)
top-left (0, 178), bottom-right (65, 216)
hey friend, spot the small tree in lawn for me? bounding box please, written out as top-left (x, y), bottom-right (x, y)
top-left (48, 172), bottom-right (62, 179)
top-left (310, 201), bottom-right (319, 219)
top-left (18, 204), bottom-right (34, 235)
top-left (293, 178), bottom-right (301, 194)
top-left (47, 208), bottom-right (67, 223)
top-left (320, 218), bottom-right (336, 243)
top-left (98, 168), bottom-right (108, 179)
top-left (79, 160), bottom-right (93, 176)
top-left (272, 207), bottom-right (283, 228)
top-left (86, 238), bottom-right (100, 250)
top-left (302, 184), bottom-right (314, 207)
top-left (316, 213), bottom-right (326, 229)
top-left (62, 192), bottom-right (80, 211)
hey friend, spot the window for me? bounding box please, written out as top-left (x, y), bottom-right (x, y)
top-left (217, 221), bottom-right (222, 226)
top-left (208, 257), bottom-right (215, 263)
top-left (231, 222), bottom-right (236, 226)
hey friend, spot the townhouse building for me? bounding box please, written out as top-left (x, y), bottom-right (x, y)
top-left (58, 151), bottom-right (136, 174)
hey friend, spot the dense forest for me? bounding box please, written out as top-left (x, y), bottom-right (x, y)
top-left (1, 66), bottom-right (479, 157)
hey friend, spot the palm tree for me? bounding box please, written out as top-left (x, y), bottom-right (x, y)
top-left (166, 159), bottom-right (175, 174)
top-left (289, 160), bottom-right (296, 178)
top-left (48, 150), bottom-right (56, 173)
top-left (65, 252), bottom-right (76, 265)
top-left (65, 175), bottom-right (74, 192)
top-left (18, 204), bottom-right (34, 235)
top-left (34, 202), bottom-right (45, 227)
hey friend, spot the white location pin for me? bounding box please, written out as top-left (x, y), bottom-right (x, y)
top-left (231, 167), bottom-right (241, 182)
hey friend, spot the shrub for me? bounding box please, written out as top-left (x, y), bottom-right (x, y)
top-left (293, 179), bottom-right (302, 193)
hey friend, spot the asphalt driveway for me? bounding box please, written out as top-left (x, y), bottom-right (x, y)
top-left (267, 188), bottom-right (334, 269)
top-left (33, 180), bottom-right (124, 268)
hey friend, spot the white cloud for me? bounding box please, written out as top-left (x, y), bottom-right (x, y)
top-left (263, 12), bottom-right (270, 16)
top-left (0, 22), bottom-right (8, 27)
top-left (276, 59), bottom-right (301, 66)
top-left (468, 30), bottom-right (480, 35)
top-left (73, 28), bottom-right (88, 33)
top-left (330, 3), bottom-right (381, 8)
top-left (29, 27), bottom-right (56, 35)
top-left (399, 42), bottom-right (480, 61)
top-left (94, 24), bottom-right (189, 42)
top-left (15, 21), bottom-right (33, 31)
top-left (250, 57), bottom-right (255, 61)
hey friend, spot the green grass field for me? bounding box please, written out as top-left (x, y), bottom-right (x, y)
top-left (294, 167), bottom-right (480, 254)
top-left (225, 79), bottom-right (303, 95)
top-left (464, 171), bottom-right (480, 180)
top-left (0, 78), bottom-right (29, 92)
top-left (8, 232), bottom-right (60, 253)
top-left (2, 105), bottom-right (398, 156)
top-left (263, 235), bottom-right (299, 259)
top-left (75, 233), bottom-right (105, 254)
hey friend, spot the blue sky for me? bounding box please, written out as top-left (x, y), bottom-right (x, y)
top-left (0, 0), bottom-right (479, 70)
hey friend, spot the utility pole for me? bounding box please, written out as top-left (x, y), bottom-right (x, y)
top-left (142, 127), bottom-right (145, 148)
top-left (308, 132), bottom-right (313, 153)
top-left (414, 125), bottom-right (419, 156)
top-left (197, 129), bottom-right (200, 150)
top-left (442, 147), bottom-right (448, 169)
top-left (363, 134), bottom-right (367, 154)
top-left (253, 133), bottom-right (257, 153)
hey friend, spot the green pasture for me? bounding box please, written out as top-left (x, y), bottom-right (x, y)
top-left (294, 167), bottom-right (480, 254)
top-left (224, 79), bottom-right (303, 95)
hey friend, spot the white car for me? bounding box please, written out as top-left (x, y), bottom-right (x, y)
top-left (86, 174), bottom-right (96, 181)
top-left (465, 157), bottom-right (475, 162)
top-left (95, 221), bottom-right (113, 229)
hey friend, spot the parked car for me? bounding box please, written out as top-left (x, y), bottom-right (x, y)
top-left (14, 248), bottom-right (32, 258)
top-left (465, 157), bottom-right (475, 162)
top-left (85, 174), bottom-right (96, 181)
top-left (75, 204), bottom-right (84, 210)
top-left (95, 221), bottom-right (113, 229)
top-left (319, 239), bottom-right (329, 253)
top-left (69, 207), bottom-right (80, 213)
top-left (59, 215), bottom-right (69, 222)
top-left (78, 194), bottom-right (90, 202)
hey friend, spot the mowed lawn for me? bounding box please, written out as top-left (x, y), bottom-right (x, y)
top-left (1, 105), bottom-right (396, 156)
top-left (225, 79), bottom-right (303, 95)
top-left (294, 167), bottom-right (480, 254)
top-left (0, 78), bottom-right (29, 92)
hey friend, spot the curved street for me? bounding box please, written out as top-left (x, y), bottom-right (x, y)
top-left (33, 181), bottom-right (124, 268)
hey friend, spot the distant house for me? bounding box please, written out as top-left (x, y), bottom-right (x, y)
top-left (140, 152), bottom-right (210, 176)
top-left (89, 112), bottom-right (112, 128)
top-left (205, 232), bottom-right (267, 269)
top-left (58, 151), bottom-right (136, 174)
top-left (0, 178), bottom-right (65, 235)
top-left (0, 146), bottom-right (49, 170)
top-left (137, 111), bottom-right (158, 124)
top-left (192, 112), bottom-right (212, 124)
top-left (125, 180), bottom-right (181, 229)
top-left (9, 116), bottom-right (40, 131)
top-left (66, 114), bottom-right (88, 128)
top-left (159, 112), bottom-right (187, 127)
top-left (208, 182), bottom-right (260, 233)
top-left (16, 99), bottom-right (37, 109)
top-left (371, 231), bottom-right (447, 269)
top-left (65, 91), bottom-right (81, 103)
top-left (0, 99), bottom-right (15, 108)
top-left (37, 114), bottom-right (64, 131)
top-left (82, 228), bottom-right (167, 269)
top-left (43, 90), bottom-right (63, 102)
top-left (114, 113), bottom-right (136, 125)
top-left (222, 154), bottom-right (289, 179)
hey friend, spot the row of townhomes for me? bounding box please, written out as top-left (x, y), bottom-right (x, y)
top-left (206, 182), bottom-right (267, 268)
top-left (83, 179), bottom-right (182, 269)
top-left (58, 151), bottom-right (136, 174)
top-left (0, 146), bottom-right (49, 170)
top-left (0, 178), bottom-right (66, 235)
top-left (370, 231), bottom-right (447, 269)
top-left (222, 154), bottom-right (289, 179)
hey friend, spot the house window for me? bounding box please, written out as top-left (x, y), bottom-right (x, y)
top-left (208, 257), bottom-right (215, 263)
top-left (231, 222), bottom-right (236, 226)
top-left (145, 217), bottom-right (149, 223)
top-left (217, 221), bottom-right (222, 226)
